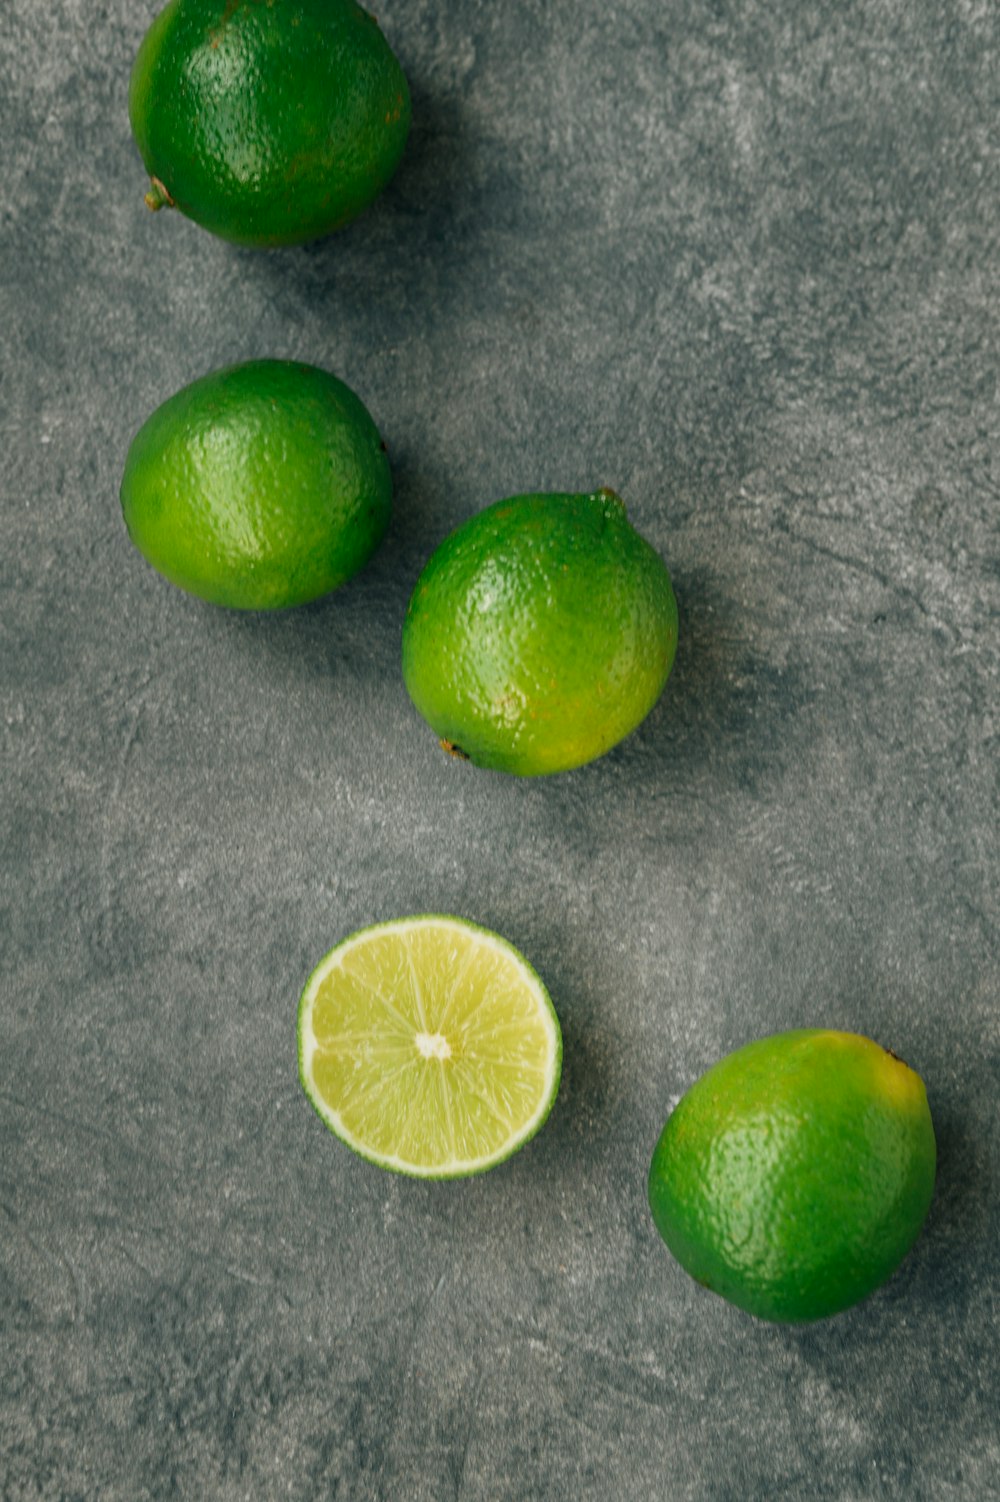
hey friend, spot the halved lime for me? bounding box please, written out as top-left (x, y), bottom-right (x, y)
top-left (297, 916), bottom-right (562, 1178)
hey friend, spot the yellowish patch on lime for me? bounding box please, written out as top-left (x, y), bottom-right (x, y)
top-left (298, 916), bottom-right (562, 1178)
top-left (870, 1044), bottom-right (928, 1106)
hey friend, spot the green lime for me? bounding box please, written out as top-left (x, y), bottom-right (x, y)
top-left (120, 359), bottom-right (391, 609)
top-left (401, 490), bottom-right (678, 776)
top-left (129, 0), bottom-right (410, 247)
top-left (298, 916), bottom-right (562, 1178)
top-left (648, 1030), bottom-right (936, 1322)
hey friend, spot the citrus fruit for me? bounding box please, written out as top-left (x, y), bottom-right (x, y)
top-left (120, 359), bottom-right (391, 609)
top-left (297, 916), bottom-right (562, 1178)
top-left (401, 490), bottom-right (678, 776)
top-left (647, 1030), bottom-right (936, 1322)
top-left (129, 0), bottom-right (411, 247)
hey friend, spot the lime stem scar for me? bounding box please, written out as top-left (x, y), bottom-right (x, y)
top-left (144, 177), bottom-right (176, 212)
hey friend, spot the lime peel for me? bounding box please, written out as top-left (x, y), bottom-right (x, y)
top-left (647, 1029), bottom-right (937, 1322)
top-left (401, 490), bottom-right (678, 777)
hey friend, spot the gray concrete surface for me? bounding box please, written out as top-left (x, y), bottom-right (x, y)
top-left (2, 1), bottom-right (999, 1497)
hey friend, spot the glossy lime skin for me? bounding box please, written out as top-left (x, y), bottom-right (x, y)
top-left (121, 360), bottom-right (391, 609)
top-left (402, 491), bottom-right (678, 776)
top-left (648, 1030), bottom-right (937, 1323)
top-left (129, 0), bottom-right (411, 247)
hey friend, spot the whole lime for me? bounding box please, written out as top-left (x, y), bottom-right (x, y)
top-left (129, 0), bottom-right (411, 247)
top-left (120, 359), bottom-right (391, 609)
top-left (401, 490), bottom-right (678, 776)
top-left (648, 1030), bottom-right (936, 1322)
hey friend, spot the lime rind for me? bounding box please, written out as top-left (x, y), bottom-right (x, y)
top-left (647, 1029), bottom-right (936, 1322)
top-left (401, 490), bottom-right (678, 777)
top-left (297, 915), bottom-right (562, 1179)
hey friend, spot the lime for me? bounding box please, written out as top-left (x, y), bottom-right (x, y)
top-left (648, 1030), bottom-right (936, 1322)
top-left (129, 0), bottom-right (410, 247)
top-left (297, 916), bottom-right (562, 1178)
top-left (401, 489), bottom-right (678, 776)
top-left (120, 359), bottom-right (391, 609)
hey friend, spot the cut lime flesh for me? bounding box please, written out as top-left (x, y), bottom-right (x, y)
top-left (297, 916), bottom-right (562, 1178)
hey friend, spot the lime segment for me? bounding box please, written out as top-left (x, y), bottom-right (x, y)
top-left (298, 916), bottom-right (562, 1177)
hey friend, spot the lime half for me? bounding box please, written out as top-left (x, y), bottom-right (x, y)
top-left (297, 916), bottom-right (562, 1177)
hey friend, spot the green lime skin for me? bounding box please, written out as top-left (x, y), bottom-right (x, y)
top-left (120, 360), bottom-right (392, 609)
top-left (129, 0), bottom-right (411, 247)
top-left (401, 490), bottom-right (678, 776)
top-left (648, 1030), bottom-right (937, 1323)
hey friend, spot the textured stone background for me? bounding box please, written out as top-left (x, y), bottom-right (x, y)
top-left (2, 1), bottom-right (999, 1497)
